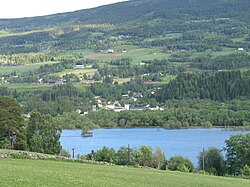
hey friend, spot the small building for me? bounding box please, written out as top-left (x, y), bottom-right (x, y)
top-left (76, 109), bottom-right (82, 114)
top-left (107, 49), bottom-right (115, 53)
top-left (114, 106), bottom-right (127, 112)
top-left (74, 65), bottom-right (85, 69)
top-left (48, 80), bottom-right (64, 85)
top-left (122, 94), bottom-right (129, 99)
top-left (235, 48), bottom-right (244, 52)
top-left (129, 106), bottom-right (149, 111)
top-left (143, 80), bottom-right (155, 85)
top-left (92, 105), bottom-right (97, 112)
top-left (86, 65), bottom-right (93, 68)
top-left (37, 78), bottom-right (43, 84)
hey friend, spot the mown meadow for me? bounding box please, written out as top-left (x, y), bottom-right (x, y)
top-left (0, 158), bottom-right (249, 187)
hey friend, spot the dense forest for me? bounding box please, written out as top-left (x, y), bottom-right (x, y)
top-left (158, 71), bottom-right (250, 101)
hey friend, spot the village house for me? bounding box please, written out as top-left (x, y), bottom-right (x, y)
top-left (48, 80), bottom-right (64, 85)
top-left (235, 48), bottom-right (244, 52)
top-left (107, 49), bottom-right (115, 53)
top-left (74, 65), bottom-right (85, 69)
top-left (129, 106), bottom-right (149, 111)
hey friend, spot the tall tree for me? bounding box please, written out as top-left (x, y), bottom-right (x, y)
top-left (27, 112), bottom-right (62, 154)
top-left (0, 97), bottom-right (27, 150)
top-left (224, 134), bottom-right (250, 175)
top-left (139, 145), bottom-right (153, 167)
top-left (153, 146), bottom-right (166, 169)
top-left (198, 147), bottom-right (225, 176)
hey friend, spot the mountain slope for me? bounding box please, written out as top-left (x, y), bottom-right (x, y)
top-left (0, 0), bottom-right (249, 31)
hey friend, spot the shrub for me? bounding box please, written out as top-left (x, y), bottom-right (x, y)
top-left (167, 156), bottom-right (194, 172)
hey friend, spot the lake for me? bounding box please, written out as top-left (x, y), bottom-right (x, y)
top-left (60, 128), bottom-right (249, 165)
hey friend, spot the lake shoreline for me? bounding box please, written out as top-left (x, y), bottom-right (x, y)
top-left (63, 125), bottom-right (250, 131)
top-left (60, 128), bottom-right (249, 165)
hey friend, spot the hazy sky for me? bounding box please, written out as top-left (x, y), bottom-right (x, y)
top-left (0, 0), bottom-right (127, 19)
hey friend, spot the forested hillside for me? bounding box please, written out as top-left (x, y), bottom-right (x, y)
top-left (0, 0), bottom-right (250, 130)
top-left (158, 71), bottom-right (250, 101)
top-left (0, 0), bottom-right (249, 54)
top-left (0, 0), bottom-right (250, 29)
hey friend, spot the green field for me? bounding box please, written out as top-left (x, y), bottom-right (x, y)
top-left (53, 68), bottom-right (98, 77)
top-left (160, 75), bottom-right (177, 84)
top-left (0, 83), bottom-right (54, 92)
top-left (0, 61), bottom-right (58, 75)
top-left (79, 45), bottom-right (171, 65)
top-left (0, 158), bottom-right (249, 187)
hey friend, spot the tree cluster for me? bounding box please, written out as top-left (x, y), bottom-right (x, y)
top-left (0, 97), bottom-right (62, 154)
top-left (158, 71), bottom-right (250, 101)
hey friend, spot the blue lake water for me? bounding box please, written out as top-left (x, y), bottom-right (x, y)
top-left (60, 128), bottom-right (249, 165)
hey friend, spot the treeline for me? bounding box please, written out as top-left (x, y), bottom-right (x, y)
top-left (22, 84), bottom-right (93, 116)
top-left (55, 98), bottom-right (250, 130)
top-left (78, 134), bottom-right (250, 177)
top-left (0, 53), bottom-right (57, 65)
top-left (0, 84), bottom-right (93, 116)
top-left (157, 71), bottom-right (250, 101)
top-left (79, 146), bottom-right (170, 171)
top-left (90, 82), bottom-right (151, 101)
top-left (99, 59), bottom-right (185, 78)
top-left (0, 31), bottom-right (54, 55)
top-left (0, 97), bottom-right (61, 154)
top-left (109, 58), bottom-right (132, 66)
top-left (191, 53), bottom-right (250, 70)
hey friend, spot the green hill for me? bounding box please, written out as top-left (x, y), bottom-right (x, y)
top-left (0, 158), bottom-right (249, 187)
top-left (0, 0), bottom-right (249, 29)
top-left (0, 0), bottom-right (249, 54)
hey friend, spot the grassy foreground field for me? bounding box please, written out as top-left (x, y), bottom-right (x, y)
top-left (0, 158), bottom-right (249, 187)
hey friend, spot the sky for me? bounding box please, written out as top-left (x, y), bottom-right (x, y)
top-left (0, 0), bottom-right (127, 19)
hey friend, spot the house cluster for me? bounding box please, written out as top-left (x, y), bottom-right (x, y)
top-left (48, 80), bottom-right (64, 85)
top-left (235, 48), bottom-right (245, 52)
top-left (167, 49), bottom-right (186, 53)
top-left (107, 49), bottom-right (127, 54)
top-left (74, 64), bottom-right (93, 69)
top-left (92, 97), bottom-right (164, 112)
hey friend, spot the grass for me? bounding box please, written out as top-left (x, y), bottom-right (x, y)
top-left (1, 82), bottom-right (90, 92)
top-left (0, 83), bottom-right (54, 92)
top-left (0, 61), bottom-right (58, 75)
top-left (113, 78), bottom-right (131, 84)
top-left (0, 158), bottom-right (249, 187)
top-left (53, 68), bottom-right (98, 77)
top-left (160, 75), bottom-right (177, 84)
top-left (144, 33), bottom-right (182, 42)
top-left (82, 45), bottom-right (170, 65)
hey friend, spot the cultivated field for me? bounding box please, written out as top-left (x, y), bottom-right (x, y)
top-left (0, 61), bottom-right (58, 75)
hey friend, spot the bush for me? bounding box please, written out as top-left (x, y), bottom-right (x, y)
top-left (241, 165), bottom-right (250, 177)
top-left (60, 149), bottom-right (71, 158)
top-left (0, 138), bottom-right (10, 149)
top-left (95, 147), bottom-right (116, 163)
top-left (167, 156), bottom-right (194, 172)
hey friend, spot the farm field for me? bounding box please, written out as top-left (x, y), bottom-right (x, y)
top-left (0, 83), bottom-right (54, 92)
top-left (0, 158), bottom-right (249, 187)
top-left (0, 61), bottom-right (58, 75)
top-left (53, 68), bottom-right (98, 77)
top-left (83, 45), bottom-right (171, 65)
